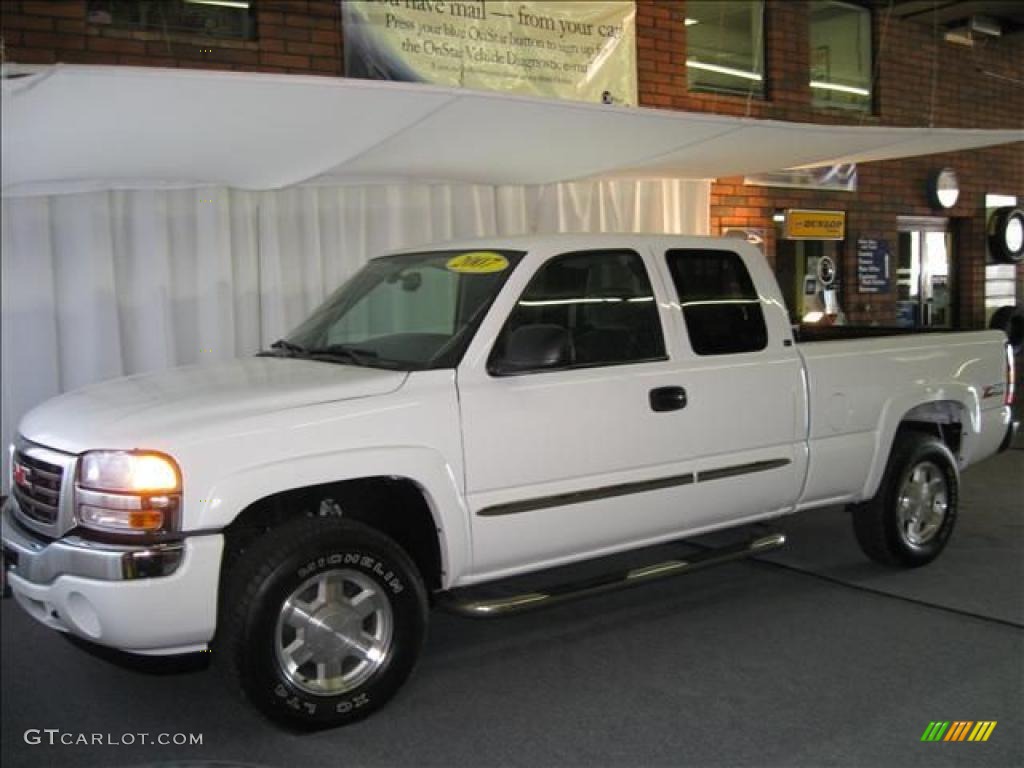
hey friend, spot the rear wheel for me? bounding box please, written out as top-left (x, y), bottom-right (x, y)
top-left (850, 432), bottom-right (959, 567)
top-left (218, 516), bottom-right (428, 727)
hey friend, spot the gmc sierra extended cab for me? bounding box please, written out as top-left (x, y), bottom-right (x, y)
top-left (3, 234), bottom-right (1016, 727)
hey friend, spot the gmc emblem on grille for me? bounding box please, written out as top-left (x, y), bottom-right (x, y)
top-left (12, 462), bottom-right (31, 489)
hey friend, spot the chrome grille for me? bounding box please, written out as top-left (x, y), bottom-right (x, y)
top-left (12, 449), bottom-right (64, 525)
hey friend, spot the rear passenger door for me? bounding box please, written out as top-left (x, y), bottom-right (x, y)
top-left (655, 246), bottom-right (807, 529)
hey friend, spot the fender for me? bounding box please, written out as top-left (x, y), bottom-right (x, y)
top-left (192, 446), bottom-right (471, 589)
top-left (860, 383), bottom-right (978, 501)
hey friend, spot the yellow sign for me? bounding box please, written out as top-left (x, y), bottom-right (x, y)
top-left (446, 251), bottom-right (509, 274)
top-left (784, 209), bottom-right (846, 240)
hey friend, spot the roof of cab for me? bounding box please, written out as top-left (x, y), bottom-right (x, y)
top-left (380, 232), bottom-right (742, 258)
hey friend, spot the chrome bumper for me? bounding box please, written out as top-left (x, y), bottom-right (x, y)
top-left (2, 497), bottom-right (184, 584)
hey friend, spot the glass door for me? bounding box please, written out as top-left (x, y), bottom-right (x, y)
top-left (897, 222), bottom-right (953, 329)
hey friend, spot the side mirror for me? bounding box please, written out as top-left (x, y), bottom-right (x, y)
top-left (490, 324), bottom-right (572, 375)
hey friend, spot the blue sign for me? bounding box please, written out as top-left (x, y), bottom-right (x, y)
top-left (857, 238), bottom-right (890, 294)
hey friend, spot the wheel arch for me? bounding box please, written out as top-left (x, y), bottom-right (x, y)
top-left (196, 447), bottom-right (470, 591)
top-left (861, 392), bottom-right (974, 501)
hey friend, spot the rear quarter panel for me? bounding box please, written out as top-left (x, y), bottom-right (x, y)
top-left (797, 330), bottom-right (1011, 508)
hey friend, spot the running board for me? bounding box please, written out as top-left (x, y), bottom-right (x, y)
top-left (441, 532), bottom-right (786, 619)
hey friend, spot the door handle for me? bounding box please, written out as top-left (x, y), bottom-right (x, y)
top-left (649, 386), bottom-right (687, 412)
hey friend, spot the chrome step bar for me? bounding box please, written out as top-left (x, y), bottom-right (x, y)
top-left (441, 532), bottom-right (786, 618)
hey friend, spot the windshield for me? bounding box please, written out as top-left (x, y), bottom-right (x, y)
top-left (268, 250), bottom-right (523, 370)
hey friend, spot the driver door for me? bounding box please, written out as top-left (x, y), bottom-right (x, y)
top-left (456, 247), bottom-right (696, 579)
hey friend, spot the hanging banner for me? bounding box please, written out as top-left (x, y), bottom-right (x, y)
top-left (744, 163), bottom-right (858, 192)
top-left (342, 1), bottom-right (638, 106)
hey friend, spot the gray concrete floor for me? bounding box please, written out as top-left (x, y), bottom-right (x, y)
top-left (2, 442), bottom-right (1022, 768)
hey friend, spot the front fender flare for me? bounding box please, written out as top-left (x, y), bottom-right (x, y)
top-left (191, 446), bottom-right (470, 588)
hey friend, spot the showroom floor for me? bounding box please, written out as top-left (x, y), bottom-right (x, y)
top-left (2, 437), bottom-right (1021, 768)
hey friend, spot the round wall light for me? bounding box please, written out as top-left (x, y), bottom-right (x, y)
top-left (928, 167), bottom-right (960, 209)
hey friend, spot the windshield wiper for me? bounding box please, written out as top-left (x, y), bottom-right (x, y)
top-left (257, 339), bottom-right (308, 357)
top-left (304, 343), bottom-right (379, 366)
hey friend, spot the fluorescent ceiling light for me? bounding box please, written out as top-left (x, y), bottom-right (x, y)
top-left (685, 18), bottom-right (699, 26)
top-left (184, 0), bottom-right (250, 8)
top-left (687, 60), bottom-right (763, 82)
top-left (809, 80), bottom-right (870, 97)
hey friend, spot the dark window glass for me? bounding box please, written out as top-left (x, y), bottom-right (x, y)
top-left (493, 250), bottom-right (666, 372)
top-left (686, 0), bottom-right (765, 97)
top-left (809, 1), bottom-right (872, 111)
top-left (666, 249), bottom-right (767, 356)
top-left (86, 1), bottom-right (256, 40)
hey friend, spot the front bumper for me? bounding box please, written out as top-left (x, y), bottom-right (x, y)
top-left (2, 497), bottom-right (223, 655)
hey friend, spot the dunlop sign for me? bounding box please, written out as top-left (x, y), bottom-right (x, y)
top-left (342, 1), bottom-right (638, 105)
top-left (784, 210), bottom-right (846, 240)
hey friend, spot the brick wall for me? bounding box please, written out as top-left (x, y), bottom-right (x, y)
top-left (0, 0), bottom-right (342, 74)
top-left (2, 0), bottom-right (1021, 327)
top-left (635, 0), bottom-right (1023, 327)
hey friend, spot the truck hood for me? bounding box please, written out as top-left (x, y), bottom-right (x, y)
top-left (18, 357), bottom-right (408, 454)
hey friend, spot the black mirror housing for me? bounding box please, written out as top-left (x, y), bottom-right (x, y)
top-left (490, 324), bottom-right (572, 375)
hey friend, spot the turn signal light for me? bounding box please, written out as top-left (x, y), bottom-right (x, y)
top-left (79, 505), bottom-right (164, 532)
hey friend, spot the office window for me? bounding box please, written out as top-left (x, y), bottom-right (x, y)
top-left (809, 1), bottom-right (872, 110)
top-left (686, 1), bottom-right (765, 97)
top-left (666, 249), bottom-right (767, 356)
top-left (86, 1), bottom-right (256, 40)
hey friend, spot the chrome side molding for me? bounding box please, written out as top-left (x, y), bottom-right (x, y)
top-left (441, 531), bottom-right (786, 618)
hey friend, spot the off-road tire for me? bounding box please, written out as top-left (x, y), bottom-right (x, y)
top-left (217, 516), bottom-right (428, 728)
top-left (850, 431), bottom-right (959, 567)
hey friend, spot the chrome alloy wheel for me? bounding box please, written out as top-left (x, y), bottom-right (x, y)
top-left (274, 569), bottom-right (394, 696)
top-left (896, 461), bottom-right (949, 547)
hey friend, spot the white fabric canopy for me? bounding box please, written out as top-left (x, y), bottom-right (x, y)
top-left (0, 178), bottom-right (709, 488)
top-left (3, 64), bottom-right (1021, 197)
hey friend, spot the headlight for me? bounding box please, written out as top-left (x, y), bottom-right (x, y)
top-left (76, 451), bottom-right (181, 535)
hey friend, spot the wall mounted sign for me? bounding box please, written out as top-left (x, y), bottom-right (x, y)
top-left (783, 209), bottom-right (846, 240)
top-left (928, 167), bottom-right (960, 209)
top-left (342, 1), bottom-right (638, 105)
top-left (856, 237), bottom-right (891, 294)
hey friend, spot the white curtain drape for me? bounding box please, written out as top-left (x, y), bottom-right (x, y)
top-left (1, 178), bottom-right (709, 487)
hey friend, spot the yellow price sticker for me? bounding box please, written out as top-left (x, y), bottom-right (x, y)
top-left (446, 252), bottom-right (509, 274)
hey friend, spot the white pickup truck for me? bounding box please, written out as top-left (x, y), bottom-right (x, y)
top-left (3, 234), bottom-right (1016, 727)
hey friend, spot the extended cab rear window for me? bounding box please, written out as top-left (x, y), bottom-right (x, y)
top-left (666, 249), bottom-right (768, 356)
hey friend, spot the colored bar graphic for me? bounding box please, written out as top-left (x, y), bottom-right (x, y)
top-left (921, 722), bottom-right (950, 741)
top-left (973, 722), bottom-right (997, 742)
top-left (945, 721), bottom-right (973, 741)
top-left (921, 721), bottom-right (996, 743)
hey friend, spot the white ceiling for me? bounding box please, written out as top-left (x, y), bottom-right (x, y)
top-left (2, 64), bottom-right (1021, 196)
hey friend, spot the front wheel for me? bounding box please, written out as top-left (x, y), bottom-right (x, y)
top-left (850, 432), bottom-right (959, 567)
top-left (218, 517), bottom-right (428, 727)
